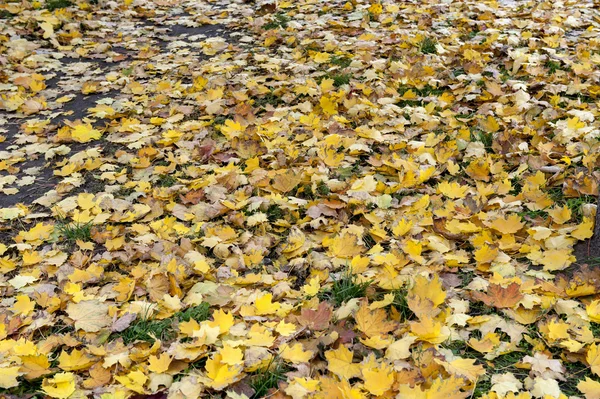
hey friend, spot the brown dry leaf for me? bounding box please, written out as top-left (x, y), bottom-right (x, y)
top-left (471, 283), bottom-right (524, 309)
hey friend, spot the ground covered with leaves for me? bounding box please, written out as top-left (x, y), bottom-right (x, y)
top-left (0, 0), bottom-right (600, 398)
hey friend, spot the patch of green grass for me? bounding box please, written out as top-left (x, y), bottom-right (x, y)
top-left (0, 10), bottom-right (13, 19)
top-left (262, 13), bottom-right (290, 30)
top-left (390, 289), bottom-right (414, 321)
top-left (331, 73), bottom-right (352, 87)
top-left (330, 55), bottom-right (352, 68)
top-left (564, 195), bottom-right (597, 223)
top-left (250, 358), bottom-right (288, 399)
top-left (469, 301), bottom-right (496, 316)
top-left (561, 360), bottom-right (593, 397)
top-left (336, 164), bottom-right (361, 180)
top-left (319, 269), bottom-right (371, 307)
top-left (472, 376), bottom-right (493, 398)
top-left (453, 67), bottom-right (466, 77)
top-left (454, 112), bottom-right (476, 120)
top-left (509, 177), bottom-right (523, 196)
top-left (398, 84), bottom-right (446, 97)
top-left (56, 220), bottom-right (92, 243)
top-left (457, 270), bottom-right (475, 288)
top-left (116, 185), bottom-right (136, 197)
top-left (118, 317), bottom-right (175, 344)
top-left (548, 189), bottom-right (596, 222)
top-left (266, 204), bottom-right (284, 222)
top-left (46, 0), bottom-right (72, 11)
top-left (471, 130), bottom-right (493, 151)
top-left (253, 91), bottom-right (282, 109)
top-left (157, 174), bottom-right (178, 187)
top-left (316, 181), bottom-right (330, 196)
top-left (116, 303), bottom-right (210, 344)
top-left (545, 60), bottom-right (562, 75)
top-left (518, 209), bottom-right (549, 220)
top-left (177, 302), bottom-right (210, 323)
top-left (213, 115), bottom-right (230, 125)
top-left (591, 322), bottom-right (600, 338)
top-left (420, 37), bottom-right (438, 55)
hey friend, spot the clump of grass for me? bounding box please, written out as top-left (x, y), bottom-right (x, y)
top-left (266, 204), bottom-right (284, 222)
top-left (116, 303), bottom-right (210, 344)
top-left (213, 115), bottom-right (230, 125)
top-left (545, 60), bottom-right (562, 75)
top-left (319, 269), bottom-right (371, 306)
top-left (56, 220), bottom-right (92, 243)
top-left (250, 358), bottom-right (288, 399)
top-left (472, 130), bottom-right (493, 151)
top-left (157, 174), bottom-right (177, 187)
top-left (331, 73), bottom-right (352, 87)
top-left (330, 55), bottom-right (352, 68)
top-left (590, 321), bottom-right (600, 338)
top-left (119, 317), bottom-right (175, 344)
top-left (564, 195), bottom-right (597, 223)
top-left (316, 181), bottom-right (330, 196)
top-left (390, 289), bottom-right (414, 321)
top-left (46, 0), bottom-right (72, 11)
top-left (262, 13), bottom-right (290, 30)
top-left (253, 91), bottom-right (282, 108)
top-left (420, 37), bottom-right (438, 54)
top-left (176, 302), bottom-right (210, 323)
top-left (0, 10), bottom-right (13, 19)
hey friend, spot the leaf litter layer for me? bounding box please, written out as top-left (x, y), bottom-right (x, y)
top-left (0, 0), bottom-right (600, 398)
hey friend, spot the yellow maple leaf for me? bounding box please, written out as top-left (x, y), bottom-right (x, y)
top-left (479, 115), bottom-right (500, 132)
top-left (588, 344), bottom-right (600, 376)
top-left (548, 206), bottom-right (572, 224)
top-left (489, 214), bottom-right (525, 234)
top-left (147, 353), bottom-right (171, 374)
top-left (58, 349), bottom-right (95, 371)
top-left (279, 343), bottom-right (314, 364)
top-left (385, 335), bottom-right (417, 360)
top-left (71, 123), bottom-right (102, 143)
top-left (220, 344), bottom-right (244, 366)
top-left (255, 293), bottom-right (281, 315)
top-left (320, 96), bottom-right (338, 116)
top-left (0, 366), bottom-right (22, 389)
top-left (437, 181), bottom-right (468, 198)
top-left (474, 243), bottom-right (499, 264)
top-left (410, 317), bottom-right (450, 344)
top-left (392, 218), bottom-right (413, 237)
top-left (437, 358), bottom-right (485, 382)
top-left (587, 300), bottom-right (600, 323)
top-left (362, 363), bottom-right (394, 396)
top-left (210, 309), bottom-right (234, 334)
top-left (313, 52), bottom-right (330, 63)
top-left (114, 370), bottom-right (147, 394)
top-left (12, 295), bottom-right (35, 315)
top-left (42, 372), bottom-right (76, 399)
top-left (20, 355), bottom-right (51, 380)
top-left (578, 377), bottom-right (600, 399)
top-left (204, 354), bottom-right (242, 390)
top-left (323, 231), bottom-right (364, 259)
top-left (302, 277), bottom-right (321, 297)
top-left (220, 119), bottom-right (245, 140)
top-left (398, 376), bottom-right (469, 399)
top-left (407, 274), bottom-right (446, 319)
top-left (325, 345), bottom-right (361, 379)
